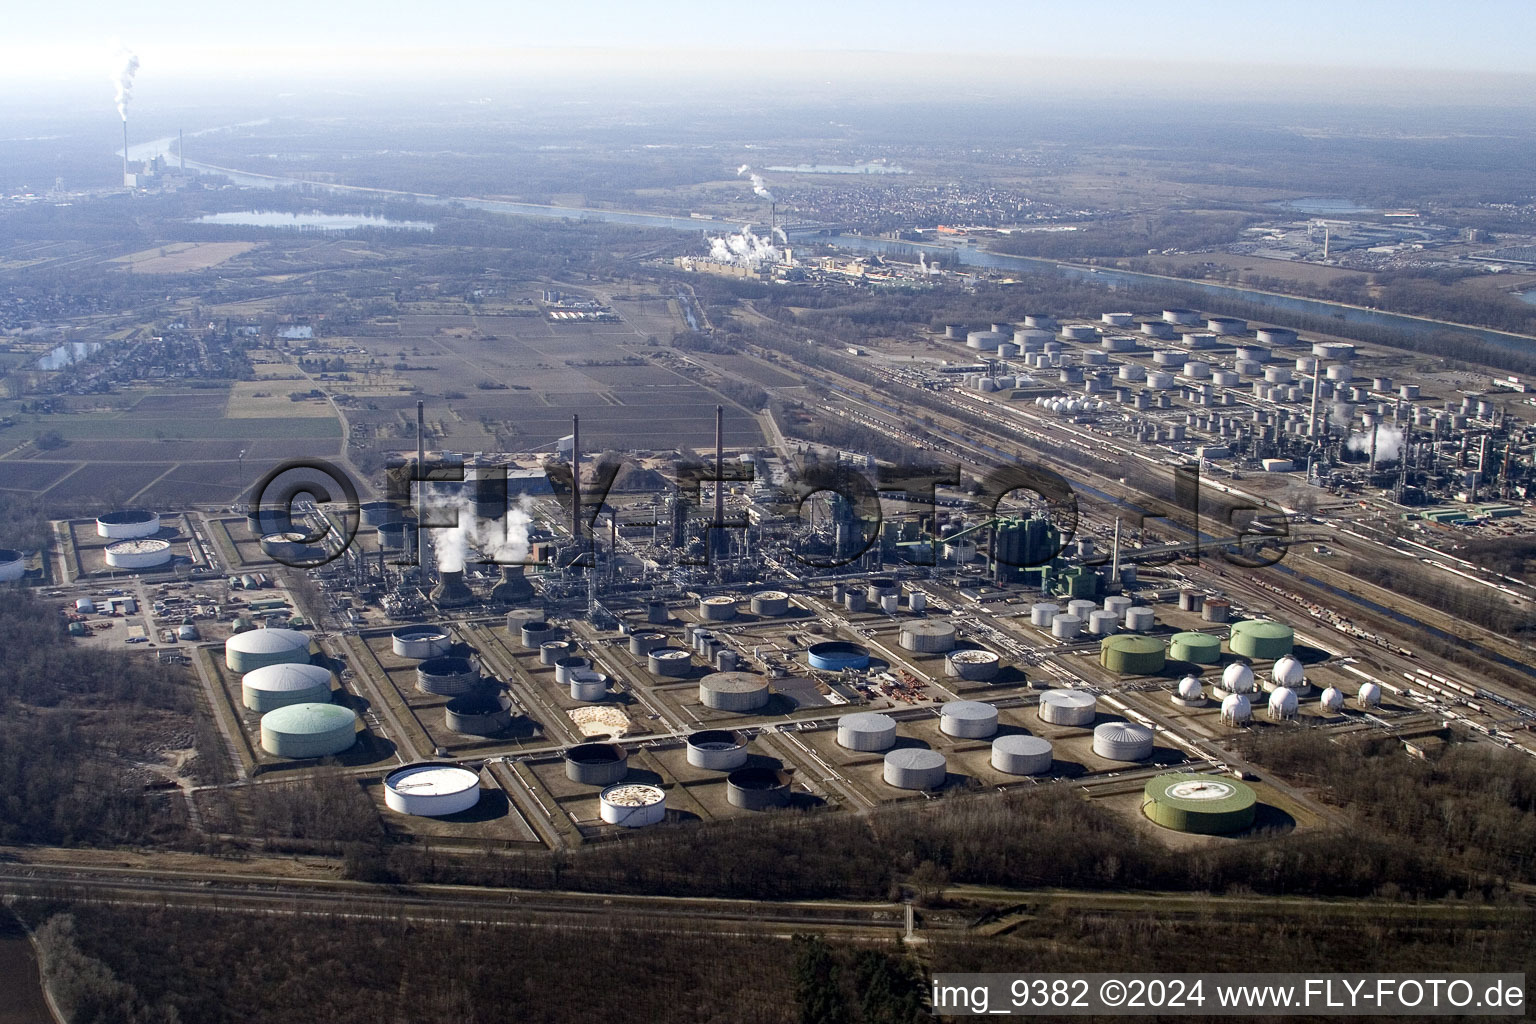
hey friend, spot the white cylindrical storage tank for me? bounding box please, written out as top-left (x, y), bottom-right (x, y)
top-left (1117, 364), bottom-right (1146, 382)
top-left (1221, 692), bottom-right (1252, 724)
top-left (900, 620), bottom-right (956, 653)
top-left (392, 625), bottom-right (451, 660)
top-left (699, 671), bottom-right (770, 712)
top-left (1039, 689), bottom-right (1096, 726)
top-left (259, 702), bottom-right (357, 759)
top-left (946, 648), bottom-right (1001, 681)
top-left (1124, 606), bottom-right (1155, 632)
top-left (1051, 614), bottom-right (1083, 640)
top-left (908, 591), bottom-right (928, 613)
top-left (699, 595), bottom-right (737, 621)
top-left (1207, 316), bottom-right (1247, 335)
top-left (883, 748), bottom-right (947, 790)
top-left (1183, 360), bottom-right (1212, 379)
top-left (540, 640), bottom-right (571, 666)
top-left (991, 735), bottom-right (1053, 775)
top-left (241, 662), bottom-right (333, 713)
top-left (838, 711), bottom-right (897, 751)
top-left (417, 656), bottom-right (479, 697)
top-left (1103, 595), bottom-right (1133, 619)
top-left (599, 783), bottom-right (666, 827)
top-left (648, 647), bottom-right (693, 677)
top-left (554, 656), bottom-right (591, 685)
top-left (1182, 331), bottom-right (1216, 349)
top-left (384, 764), bottom-right (481, 817)
top-left (1326, 363), bottom-right (1352, 382)
top-left (104, 539), bottom-right (173, 569)
top-left (1093, 721), bottom-right (1154, 761)
top-left (1067, 598), bottom-right (1096, 619)
top-left (568, 669), bottom-right (609, 702)
top-left (1142, 321), bottom-right (1175, 338)
top-left (96, 509), bottom-right (160, 539)
top-left (966, 330), bottom-right (1007, 351)
top-left (1264, 366), bottom-right (1293, 385)
top-left (628, 632), bottom-right (665, 657)
top-left (1257, 327), bottom-right (1298, 346)
top-left (939, 701), bottom-right (999, 738)
top-left (750, 591), bottom-right (789, 616)
top-left (1221, 662), bottom-right (1256, 694)
top-left (1163, 308), bottom-right (1201, 325)
top-left (1236, 345), bottom-right (1271, 363)
top-left (1146, 371), bottom-right (1176, 389)
top-left (1101, 335), bottom-right (1134, 352)
top-left (1320, 686), bottom-right (1345, 710)
top-left (1153, 349), bottom-right (1185, 366)
top-left (1061, 324), bottom-right (1099, 341)
top-left (1101, 312), bottom-right (1134, 326)
top-left (1211, 370), bottom-right (1241, 387)
top-left (714, 649), bottom-right (738, 672)
top-left (225, 627), bottom-right (312, 674)
top-left (686, 729), bottom-right (749, 770)
top-left (1357, 682), bottom-right (1382, 708)
top-left (1023, 315), bottom-right (1056, 330)
top-left (519, 620), bottom-right (558, 649)
top-left (1030, 602), bottom-right (1059, 627)
top-left (1088, 610), bottom-right (1118, 636)
top-left (0, 549), bottom-right (23, 583)
top-left (1268, 686), bottom-right (1299, 720)
top-left (880, 593), bottom-right (899, 614)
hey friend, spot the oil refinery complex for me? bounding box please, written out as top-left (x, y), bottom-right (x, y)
top-left (8, 299), bottom-right (1536, 853)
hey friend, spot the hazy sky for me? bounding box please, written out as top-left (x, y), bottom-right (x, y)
top-left (7, 0), bottom-right (1536, 97)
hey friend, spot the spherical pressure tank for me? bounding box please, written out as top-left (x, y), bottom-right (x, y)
top-left (260, 702), bottom-right (357, 759)
top-left (648, 647), bottom-right (694, 677)
top-left (417, 656), bottom-right (479, 697)
top-left (1320, 686), bottom-right (1345, 710)
top-left (991, 735), bottom-right (1052, 775)
top-left (568, 670), bottom-right (609, 703)
top-left (1039, 689), bottom-right (1097, 726)
top-left (727, 766), bottom-right (793, 810)
top-left (900, 620), bottom-right (957, 653)
top-left (940, 700), bottom-right (999, 738)
top-left (445, 688), bottom-right (514, 735)
top-left (699, 595), bottom-right (737, 621)
top-left (599, 783), bottom-right (666, 827)
top-left (96, 509), bottom-right (160, 539)
top-left (1143, 773), bottom-right (1257, 834)
top-left (750, 591), bottom-right (790, 616)
top-left (1051, 614), bottom-right (1083, 640)
top-left (104, 539), bottom-right (173, 569)
top-left (699, 671), bottom-right (770, 712)
top-left (0, 549), bottom-right (23, 583)
top-left (225, 628), bottom-right (313, 674)
top-left (883, 748), bottom-right (947, 790)
top-left (1271, 655), bottom-right (1305, 688)
top-left (1099, 635), bottom-right (1166, 675)
top-left (1357, 682), bottom-right (1382, 708)
top-left (945, 648), bottom-right (1001, 681)
top-left (1221, 662), bottom-right (1256, 694)
top-left (540, 640), bottom-right (571, 665)
top-left (1030, 602), bottom-right (1060, 627)
top-left (1229, 620), bottom-right (1295, 660)
top-left (384, 764), bottom-right (481, 817)
top-left (565, 742), bottom-right (629, 786)
top-left (392, 625), bottom-right (451, 660)
top-left (838, 711), bottom-right (897, 751)
top-left (554, 656), bottom-right (591, 685)
top-left (1221, 692), bottom-right (1252, 724)
top-left (520, 620), bottom-right (559, 649)
top-left (1169, 632), bottom-right (1222, 664)
top-left (686, 729), bottom-right (750, 770)
top-left (1093, 722), bottom-right (1154, 762)
top-left (1173, 675), bottom-right (1205, 706)
top-left (807, 641), bottom-right (870, 672)
top-left (1124, 607), bottom-right (1156, 632)
top-left (241, 662), bottom-right (333, 713)
top-left (1268, 686), bottom-right (1299, 720)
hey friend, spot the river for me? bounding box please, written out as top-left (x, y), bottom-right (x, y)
top-left (0, 909), bottom-right (54, 1024)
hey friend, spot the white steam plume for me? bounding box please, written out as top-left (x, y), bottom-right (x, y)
top-left (428, 487), bottom-right (535, 574)
top-left (111, 47), bottom-right (140, 122)
top-left (707, 224), bottom-right (780, 266)
top-left (737, 164), bottom-right (775, 202)
top-left (1347, 426), bottom-right (1405, 463)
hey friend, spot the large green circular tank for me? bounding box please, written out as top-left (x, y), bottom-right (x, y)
top-left (260, 702), bottom-right (357, 759)
top-left (1098, 635), bottom-right (1166, 675)
top-left (1142, 773), bottom-right (1257, 834)
top-left (1228, 620), bottom-right (1295, 660)
top-left (1169, 631), bottom-right (1223, 664)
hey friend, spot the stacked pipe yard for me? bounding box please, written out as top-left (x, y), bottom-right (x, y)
top-left (96, 509), bottom-right (160, 539)
top-left (241, 662), bottom-right (334, 713)
top-left (384, 763), bottom-right (481, 817)
top-left (565, 742), bottom-right (629, 785)
top-left (750, 591), bottom-right (790, 616)
top-left (699, 671), bottom-right (771, 712)
top-left (1143, 774), bottom-right (1257, 834)
top-left (939, 701), bottom-right (999, 738)
top-left (260, 702), bottom-right (358, 758)
top-left (567, 669), bottom-right (609, 702)
top-left (599, 783), bottom-right (667, 827)
top-left (945, 648), bottom-right (1001, 681)
top-left (884, 748), bottom-right (947, 790)
top-left (392, 625), bottom-right (451, 660)
top-left (727, 765), bottom-right (794, 810)
top-left (105, 539), bottom-right (173, 569)
top-left (1038, 689), bottom-right (1097, 726)
top-left (416, 656), bottom-right (480, 697)
top-left (991, 735), bottom-right (1053, 775)
top-left (1093, 721), bottom-right (1155, 762)
top-left (444, 688), bottom-right (514, 735)
top-left (225, 628), bottom-right (314, 674)
top-left (838, 712), bottom-right (897, 751)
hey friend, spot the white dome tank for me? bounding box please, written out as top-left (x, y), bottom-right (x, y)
top-left (1319, 686), bottom-right (1345, 710)
top-left (1271, 655), bottom-right (1305, 688)
top-left (1220, 692), bottom-right (1252, 724)
top-left (1221, 662), bottom-right (1255, 694)
top-left (1038, 688), bottom-right (1096, 726)
top-left (991, 735), bottom-right (1052, 775)
top-left (1093, 721), bottom-right (1154, 761)
top-left (1172, 675), bottom-right (1204, 706)
top-left (1268, 686), bottom-right (1298, 720)
top-left (1357, 682), bottom-right (1382, 707)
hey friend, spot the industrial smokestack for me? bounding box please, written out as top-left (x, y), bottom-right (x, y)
top-left (178, 128), bottom-right (184, 172)
top-left (416, 400), bottom-right (426, 568)
top-left (714, 404), bottom-right (725, 530)
top-left (571, 413), bottom-right (581, 552)
top-left (122, 120), bottom-right (130, 185)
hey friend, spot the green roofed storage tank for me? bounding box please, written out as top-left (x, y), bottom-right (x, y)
top-left (1142, 773), bottom-right (1257, 834)
top-left (1098, 635), bottom-right (1166, 675)
top-left (225, 627), bottom-right (313, 674)
top-left (1168, 631), bottom-right (1223, 664)
top-left (241, 662), bottom-right (333, 713)
top-left (1228, 619), bottom-right (1295, 660)
top-left (260, 702), bottom-right (357, 759)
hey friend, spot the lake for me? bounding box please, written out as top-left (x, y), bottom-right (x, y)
top-left (1268, 197), bottom-right (1376, 215)
top-left (36, 341), bottom-right (101, 370)
top-left (195, 211), bottom-right (434, 231)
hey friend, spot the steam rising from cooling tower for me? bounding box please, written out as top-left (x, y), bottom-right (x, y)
top-left (111, 47), bottom-right (139, 121)
top-left (1348, 426), bottom-right (1405, 464)
top-left (429, 491), bottom-right (535, 576)
top-left (736, 164), bottom-right (775, 202)
top-left (708, 225), bottom-right (780, 266)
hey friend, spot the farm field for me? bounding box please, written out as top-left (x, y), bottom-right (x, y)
top-left (109, 241), bottom-right (259, 274)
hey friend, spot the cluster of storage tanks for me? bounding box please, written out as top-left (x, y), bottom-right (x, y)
top-left (224, 629), bottom-right (359, 759)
